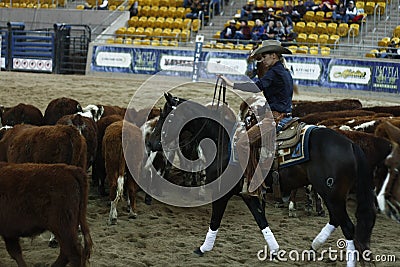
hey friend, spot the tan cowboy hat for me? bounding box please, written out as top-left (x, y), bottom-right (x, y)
top-left (250, 40), bottom-right (292, 59)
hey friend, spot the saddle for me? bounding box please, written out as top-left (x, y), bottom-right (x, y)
top-left (275, 118), bottom-right (303, 149)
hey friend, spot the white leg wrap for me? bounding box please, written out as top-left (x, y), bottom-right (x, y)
top-left (261, 227), bottom-right (279, 254)
top-left (199, 228), bottom-right (218, 253)
top-left (311, 223), bottom-right (336, 251)
top-left (346, 240), bottom-right (357, 267)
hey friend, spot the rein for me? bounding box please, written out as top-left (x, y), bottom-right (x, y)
top-left (212, 76), bottom-right (228, 108)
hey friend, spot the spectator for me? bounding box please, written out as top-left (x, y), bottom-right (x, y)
top-left (234, 20), bottom-right (252, 40)
top-left (251, 19), bottom-right (265, 41)
top-left (304, 0), bottom-right (316, 11)
top-left (281, 14), bottom-right (293, 34)
top-left (282, 0), bottom-right (294, 17)
top-left (343, 1), bottom-right (357, 23)
top-left (332, 3), bottom-right (346, 22)
top-left (220, 19), bottom-right (237, 40)
top-left (129, 1), bottom-right (138, 17)
top-left (316, 0), bottom-right (336, 12)
top-left (211, 0), bottom-right (221, 15)
top-left (186, 0), bottom-right (203, 19)
top-left (264, 8), bottom-right (277, 22)
top-left (263, 20), bottom-right (276, 40)
top-left (274, 20), bottom-right (287, 41)
top-left (292, 0), bottom-right (307, 22)
top-left (184, 0), bottom-right (193, 8)
top-left (241, 0), bottom-right (256, 21)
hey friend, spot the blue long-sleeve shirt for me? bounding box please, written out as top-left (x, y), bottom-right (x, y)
top-left (233, 61), bottom-right (293, 113)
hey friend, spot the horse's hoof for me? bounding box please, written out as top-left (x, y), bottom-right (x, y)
top-left (108, 218), bottom-right (117, 225)
top-left (48, 239), bottom-right (58, 248)
top-left (193, 247), bottom-right (204, 256)
top-left (129, 212), bottom-right (138, 219)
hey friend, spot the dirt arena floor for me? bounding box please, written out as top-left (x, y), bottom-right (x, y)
top-left (0, 71), bottom-right (399, 267)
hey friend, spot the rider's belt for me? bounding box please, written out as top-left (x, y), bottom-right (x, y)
top-left (272, 111), bottom-right (292, 121)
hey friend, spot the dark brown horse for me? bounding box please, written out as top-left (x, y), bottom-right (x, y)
top-left (148, 93), bottom-right (376, 265)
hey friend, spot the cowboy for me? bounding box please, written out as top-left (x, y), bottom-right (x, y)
top-left (219, 40), bottom-right (293, 196)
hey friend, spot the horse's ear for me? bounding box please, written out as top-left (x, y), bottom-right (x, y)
top-left (164, 92), bottom-right (174, 105)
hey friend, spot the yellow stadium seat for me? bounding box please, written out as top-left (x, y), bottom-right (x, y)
top-left (172, 28), bottom-right (181, 39)
top-left (161, 40), bottom-right (170, 46)
top-left (303, 11), bottom-right (315, 22)
top-left (124, 38), bottom-right (133, 44)
top-left (305, 22), bottom-right (316, 34)
top-left (172, 18), bottom-right (183, 29)
top-left (76, 4), bottom-right (85, 9)
top-left (169, 40), bottom-right (178, 46)
top-left (191, 19), bottom-right (200, 32)
top-left (152, 28), bottom-right (163, 39)
top-left (356, 1), bottom-right (364, 9)
top-left (128, 16), bottom-right (139, 27)
top-left (164, 17), bottom-right (174, 28)
top-left (348, 24), bottom-right (359, 37)
top-left (215, 43), bottom-right (225, 49)
top-left (142, 39), bottom-right (151, 45)
top-left (140, 5), bottom-right (151, 17)
top-left (167, 6), bottom-right (177, 18)
top-left (318, 34), bottom-right (329, 45)
top-left (294, 21), bottom-right (305, 33)
top-left (327, 22), bottom-right (337, 35)
top-left (155, 17), bottom-right (165, 28)
top-left (364, 2), bottom-right (375, 15)
top-left (325, 11), bottom-right (333, 20)
top-left (126, 27), bottom-right (136, 37)
top-left (213, 31), bottom-right (221, 39)
top-left (275, 0), bottom-right (284, 8)
top-left (365, 49), bottom-right (378, 57)
top-left (266, 0), bottom-right (274, 8)
top-left (376, 3), bottom-right (385, 14)
top-left (296, 33), bottom-right (307, 43)
top-left (378, 37), bottom-right (391, 47)
top-left (321, 46), bottom-right (331, 56)
top-left (307, 33), bottom-right (318, 44)
top-left (183, 18), bottom-right (192, 30)
top-left (138, 16), bottom-right (148, 28)
top-left (391, 37), bottom-right (400, 45)
top-left (180, 29), bottom-right (190, 41)
top-left (115, 27), bottom-right (127, 37)
top-left (150, 0), bottom-right (159, 6)
top-left (309, 46), bottom-right (319, 55)
top-left (393, 25), bottom-right (400, 38)
top-left (106, 38), bottom-right (114, 44)
top-left (256, 0), bottom-right (265, 8)
top-left (225, 43), bottom-right (234, 49)
top-left (176, 7), bottom-right (186, 18)
top-left (151, 40), bottom-right (160, 46)
top-left (244, 44), bottom-right (254, 50)
top-left (236, 44), bottom-right (245, 50)
top-left (147, 17), bottom-right (156, 28)
top-left (159, 6), bottom-right (168, 17)
top-left (162, 28), bottom-right (172, 39)
top-left (315, 11), bottom-right (325, 22)
top-left (203, 42), bottom-right (213, 49)
top-left (296, 45), bottom-right (308, 54)
top-left (337, 23), bottom-right (349, 37)
top-left (135, 27), bottom-right (145, 36)
top-left (114, 37), bottom-right (124, 44)
top-left (160, 0), bottom-right (169, 6)
top-left (288, 45), bottom-right (298, 53)
top-left (150, 6), bottom-right (159, 17)
top-left (328, 34), bottom-right (340, 48)
top-left (144, 27), bottom-right (154, 36)
top-left (316, 22), bottom-right (327, 34)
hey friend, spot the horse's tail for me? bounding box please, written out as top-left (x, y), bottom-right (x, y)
top-left (353, 143), bottom-right (376, 254)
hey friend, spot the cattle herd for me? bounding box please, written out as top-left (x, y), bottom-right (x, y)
top-left (0, 96), bottom-right (399, 266)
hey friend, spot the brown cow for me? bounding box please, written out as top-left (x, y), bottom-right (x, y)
top-left (57, 114), bottom-right (98, 170)
top-left (300, 110), bottom-right (380, 125)
top-left (44, 97), bottom-right (82, 125)
top-left (1, 103), bottom-right (43, 126)
top-left (0, 124), bottom-right (87, 170)
top-left (292, 99), bottom-right (362, 117)
top-left (102, 105), bottom-right (127, 118)
top-left (125, 106), bottom-right (161, 127)
top-left (0, 162), bottom-right (92, 266)
top-left (362, 105), bottom-right (400, 117)
top-left (92, 114), bottom-right (123, 195)
top-left (103, 120), bottom-right (144, 224)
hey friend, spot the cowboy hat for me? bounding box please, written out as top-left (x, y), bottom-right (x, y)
top-left (250, 40), bottom-right (292, 58)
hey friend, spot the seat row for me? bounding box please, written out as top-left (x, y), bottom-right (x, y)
top-left (128, 16), bottom-right (192, 30)
top-left (136, 0), bottom-right (184, 8)
top-left (137, 6), bottom-right (190, 19)
top-left (295, 33), bottom-right (340, 47)
top-left (115, 26), bottom-right (191, 42)
top-left (107, 37), bottom-right (181, 46)
top-left (288, 44), bottom-right (331, 55)
top-left (294, 21), bottom-right (360, 37)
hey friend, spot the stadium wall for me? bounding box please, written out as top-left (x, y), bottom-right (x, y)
top-left (87, 43), bottom-right (400, 93)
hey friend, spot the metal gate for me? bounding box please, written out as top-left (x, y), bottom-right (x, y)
top-left (54, 24), bottom-right (91, 74)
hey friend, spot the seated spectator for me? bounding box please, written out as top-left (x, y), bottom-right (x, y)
top-left (220, 19), bottom-right (237, 40)
top-left (263, 20), bottom-right (277, 40)
top-left (304, 0), bottom-right (316, 11)
top-left (184, 0), bottom-right (193, 8)
top-left (241, 0), bottom-right (255, 21)
top-left (292, 0), bottom-right (307, 22)
top-left (234, 20), bottom-right (252, 40)
top-left (343, 1), bottom-right (357, 23)
top-left (274, 21), bottom-right (288, 41)
top-left (332, 3), bottom-right (346, 22)
top-left (282, 0), bottom-right (294, 17)
top-left (281, 14), bottom-right (293, 34)
top-left (186, 0), bottom-right (203, 19)
top-left (251, 19), bottom-right (265, 41)
top-left (264, 8), bottom-right (277, 22)
top-left (316, 0), bottom-right (336, 12)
